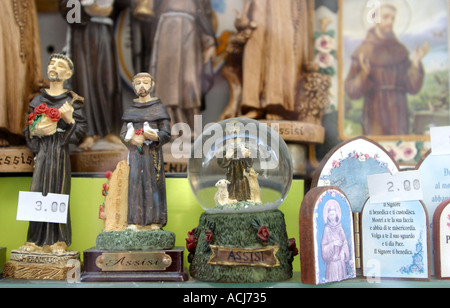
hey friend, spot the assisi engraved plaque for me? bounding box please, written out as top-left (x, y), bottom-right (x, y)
top-left (96, 251), bottom-right (172, 271)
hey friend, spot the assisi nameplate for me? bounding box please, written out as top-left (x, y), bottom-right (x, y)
top-left (208, 245), bottom-right (280, 268)
top-left (96, 252), bottom-right (172, 271)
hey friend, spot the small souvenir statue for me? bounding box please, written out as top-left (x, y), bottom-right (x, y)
top-left (121, 72), bottom-right (171, 231)
top-left (186, 118), bottom-right (298, 283)
top-left (82, 73), bottom-right (187, 282)
top-left (3, 54), bottom-right (87, 280)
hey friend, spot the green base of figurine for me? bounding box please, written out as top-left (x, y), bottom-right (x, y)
top-left (188, 210), bottom-right (295, 283)
top-left (96, 230), bottom-right (176, 250)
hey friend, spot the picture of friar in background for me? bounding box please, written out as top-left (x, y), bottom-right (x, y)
top-left (344, 3), bottom-right (429, 135)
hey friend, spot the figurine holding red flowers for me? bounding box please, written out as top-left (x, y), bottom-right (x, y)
top-left (19, 54), bottom-right (87, 253)
top-left (28, 103), bottom-right (61, 136)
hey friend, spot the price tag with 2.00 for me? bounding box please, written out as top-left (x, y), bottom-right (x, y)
top-left (367, 170), bottom-right (423, 204)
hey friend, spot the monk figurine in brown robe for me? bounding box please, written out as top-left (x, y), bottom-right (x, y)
top-left (120, 73), bottom-right (171, 231)
top-left (217, 125), bottom-right (253, 202)
top-left (20, 54), bottom-right (87, 253)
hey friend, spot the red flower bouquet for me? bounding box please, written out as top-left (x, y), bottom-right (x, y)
top-left (134, 128), bottom-right (144, 135)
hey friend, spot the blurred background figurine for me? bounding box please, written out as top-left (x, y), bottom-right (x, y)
top-left (21, 54), bottom-right (87, 252)
top-left (220, 0), bottom-right (310, 121)
top-left (130, 0), bottom-right (216, 129)
top-left (129, 0), bottom-right (154, 75)
top-left (60, 0), bottom-right (129, 150)
top-left (0, 0), bottom-right (42, 146)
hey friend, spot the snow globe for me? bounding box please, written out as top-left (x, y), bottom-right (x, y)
top-left (186, 118), bottom-right (297, 282)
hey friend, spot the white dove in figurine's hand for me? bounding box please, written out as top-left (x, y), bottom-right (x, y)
top-left (143, 121), bottom-right (151, 132)
top-left (124, 122), bottom-right (134, 142)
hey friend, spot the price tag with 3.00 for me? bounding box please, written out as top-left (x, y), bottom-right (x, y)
top-left (16, 191), bottom-right (69, 224)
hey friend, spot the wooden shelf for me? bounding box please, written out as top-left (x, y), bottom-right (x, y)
top-left (1, 272), bottom-right (449, 288)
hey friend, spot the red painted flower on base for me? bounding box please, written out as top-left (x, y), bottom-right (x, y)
top-left (257, 225), bottom-right (270, 243)
top-left (204, 229), bottom-right (213, 243)
top-left (186, 228), bottom-right (198, 253)
top-left (289, 238), bottom-right (299, 256)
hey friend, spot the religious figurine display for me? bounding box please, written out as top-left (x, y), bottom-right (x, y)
top-left (130, 0), bottom-right (216, 129)
top-left (186, 118), bottom-right (298, 283)
top-left (81, 73), bottom-right (187, 282)
top-left (3, 54), bottom-right (87, 280)
top-left (59, 0), bottom-right (129, 150)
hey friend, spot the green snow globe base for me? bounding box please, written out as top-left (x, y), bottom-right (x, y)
top-left (187, 210), bottom-right (295, 283)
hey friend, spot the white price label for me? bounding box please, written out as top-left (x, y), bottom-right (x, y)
top-left (16, 191), bottom-right (69, 224)
top-left (367, 171), bottom-right (423, 204)
top-left (430, 126), bottom-right (450, 156)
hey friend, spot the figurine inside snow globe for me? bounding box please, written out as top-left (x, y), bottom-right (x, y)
top-left (186, 118), bottom-right (298, 283)
top-left (188, 118), bottom-right (292, 212)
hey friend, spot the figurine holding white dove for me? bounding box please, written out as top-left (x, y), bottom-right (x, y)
top-left (120, 73), bottom-right (171, 230)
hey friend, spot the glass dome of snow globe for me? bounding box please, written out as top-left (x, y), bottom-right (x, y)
top-left (188, 118), bottom-right (293, 213)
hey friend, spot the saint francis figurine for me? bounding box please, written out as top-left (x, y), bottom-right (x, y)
top-left (120, 72), bottom-right (171, 231)
top-left (21, 53), bottom-right (87, 253)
